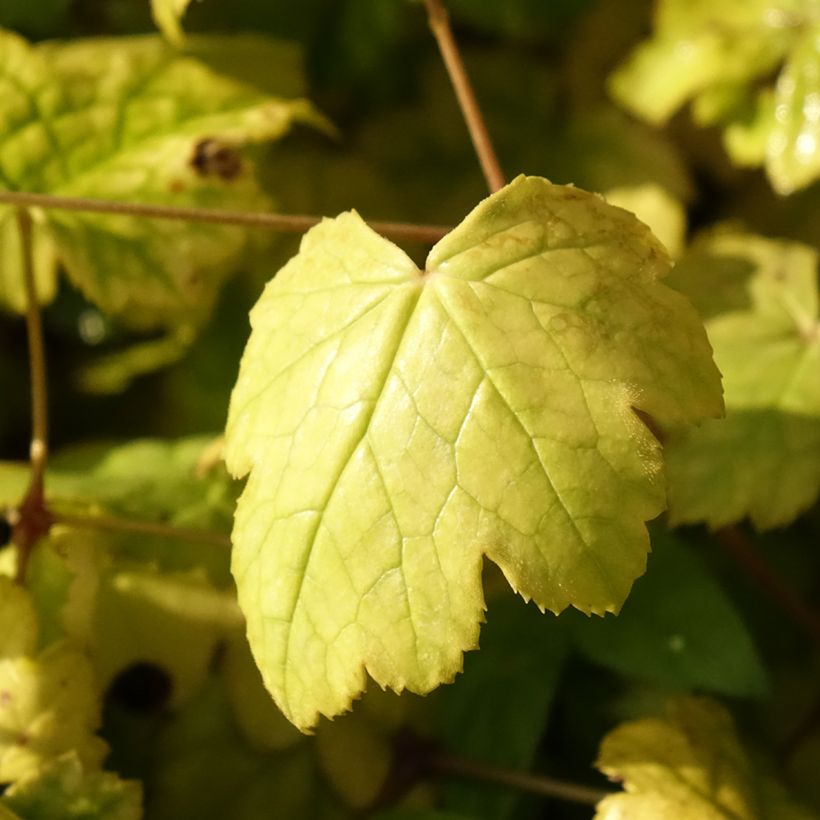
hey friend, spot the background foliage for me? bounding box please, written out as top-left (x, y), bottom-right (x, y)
top-left (0, 1), bottom-right (818, 818)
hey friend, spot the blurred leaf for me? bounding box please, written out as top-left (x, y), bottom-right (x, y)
top-left (595, 697), bottom-right (816, 819)
top-left (2, 436), bottom-right (236, 584)
top-left (0, 30), bottom-right (321, 328)
top-left (604, 184), bottom-right (686, 257)
top-left (225, 176), bottom-right (722, 729)
top-left (147, 677), bottom-right (346, 820)
top-left (151, 0), bottom-right (193, 46)
top-left (0, 209), bottom-right (57, 314)
top-left (3, 753), bottom-right (142, 820)
top-left (0, 642), bottom-right (107, 783)
top-left (567, 530), bottom-right (768, 697)
top-left (436, 595), bottom-right (567, 820)
top-left (666, 231), bottom-right (820, 529)
top-left (0, 575), bottom-right (38, 658)
top-left (610, 0), bottom-right (820, 193)
top-left (92, 566), bottom-right (241, 706)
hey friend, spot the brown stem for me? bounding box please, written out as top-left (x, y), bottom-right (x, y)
top-left (0, 191), bottom-right (450, 245)
top-left (423, 0), bottom-right (506, 193)
top-left (50, 509), bottom-right (232, 549)
top-left (717, 526), bottom-right (820, 644)
top-left (13, 210), bottom-right (52, 583)
top-left (432, 752), bottom-right (609, 807)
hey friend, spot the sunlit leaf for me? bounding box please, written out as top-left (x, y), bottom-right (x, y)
top-left (0, 642), bottom-right (106, 783)
top-left (610, 0), bottom-right (820, 193)
top-left (0, 209), bottom-right (57, 313)
top-left (0, 30), bottom-right (322, 327)
top-left (595, 697), bottom-right (816, 819)
top-left (666, 231), bottom-right (820, 529)
top-left (3, 753), bottom-right (142, 820)
top-left (226, 175), bottom-right (723, 728)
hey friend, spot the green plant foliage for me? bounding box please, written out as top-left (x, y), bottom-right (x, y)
top-left (665, 231), bottom-right (820, 529)
top-left (595, 697), bottom-right (816, 819)
top-left (3, 753), bottom-right (142, 820)
top-left (0, 29), bottom-right (320, 329)
top-left (610, 0), bottom-right (820, 193)
top-left (151, 0), bottom-right (194, 46)
top-left (226, 174), bottom-right (722, 728)
top-left (567, 530), bottom-right (768, 696)
top-left (435, 595), bottom-right (568, 819)
top-left (0, 640), bottom-right (106, 783)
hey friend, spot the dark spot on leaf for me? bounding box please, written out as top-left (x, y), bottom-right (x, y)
top-left (0, 690), bottom-right (11, 706)
top-left (190, 138), bottom-right (242, 181)
top-left (168, 179), bottom-right (186, 194)
top-left (106, 662), bottom-right (173, 713)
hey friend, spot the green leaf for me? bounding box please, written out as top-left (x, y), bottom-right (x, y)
top-left (151, 0), bottom-right (194, 46)
top-left (0, 576), bottom-right (38, 658)
top-left (595, 697), bottom-right (816, 819)
top-left (767, 24), bottom-right (820, 194)
top-left (92, 566), bottom-right (242, 706)
top-left (3, 753), bottom-right (142, 820)
top-left (0, 642), bottom-right (107, 783)
top-left (603, 184), bottom-right (686, 258)
top-left (610, 0), bottom-right (820, 193)
top-left (147, 677), bottom-right (344, 820)
top-left (1, 436), bottom-right (237, 584)
top-left (225, 174), bottom-right (723, 729)
top-left (0, 30), bottom-right (321, 328)
top-left (436, 594), bottom-right (567, 820)
top-left (0, 209), bottom-right (57, 313)
top-left (567, 529), bottom-right (768, 697)
top-left (665, 231), bottom-right (820, 529)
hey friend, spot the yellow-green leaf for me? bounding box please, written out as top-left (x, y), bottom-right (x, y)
top-left (151, 0), bottom-right (194, 46)
top-left (595, 697), bottom-right (816, 820)
top-left (666, 231), bottom-right (820, 529)
top-left (0, 642), bottom-right (106, 783)
top-left (0, 576), bottom-right (38, 659)
top-left (3, 753), bottom-right (142, 820)
top-left (0, 30), bottom-right (321, 327)
top-left (610, 0), bottom-right (820, 193)
top-left (226, 175), bottom-right (723, 729)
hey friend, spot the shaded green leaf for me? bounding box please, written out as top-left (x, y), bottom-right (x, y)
top-left (666, 231), bottom-right (820, 529)
top-left (436, 594), bottom-right (567, 820)
top-left (226, 175), bottom-right (722, 728)
top-left (3, 753), bottom-right (142, 820)
top-left (567, 530), bottom-right (768, 697)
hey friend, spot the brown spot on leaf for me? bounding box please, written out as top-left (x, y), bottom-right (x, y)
top-left (190, 138), bottom-right (242, 181)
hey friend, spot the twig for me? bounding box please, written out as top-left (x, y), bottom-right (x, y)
top-left (423, 0), bottom-right (506, 193)
top-left (433, 752), bottom-right (609, 807)
top-left (12, 210), bottom-right (52, 583)
top-left (0, 191), bottom-right (450, 245)
top-left (717, 526), bottom-right (820, 644)
top-left (50, 509), bottom-right (232, 549)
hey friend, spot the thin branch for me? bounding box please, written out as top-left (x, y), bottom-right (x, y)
top-left (13, 209), bottom-right (52, 583)
top-left (50, 509), bottom-right (232, 549)
top-left (0, 191), bottom-right (450, 245)
top-left (423, 0), bottom-right (506, 193)
top-left (432, 753), bottom-right (609, 807)
top-left (717, 526), bottom-right (820, 644)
